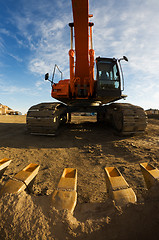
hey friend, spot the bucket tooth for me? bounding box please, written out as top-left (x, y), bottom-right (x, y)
top-left (57, 168), bottom-right (77, 191)
top-left (52, 190), bottom-right (77, 214)
top-left (0, 158), bottom-right (12, 179)
top-left (0, 163), bottom-right (40, 196)
top-left (104, 167), bottom-right (137, 206)
top-left (140, 162), bottom-right (159, 189)
top-left (52, 168), bottom-right (77, 214)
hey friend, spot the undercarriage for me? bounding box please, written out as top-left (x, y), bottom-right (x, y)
top-left (26, 102), bottom-right (147, 136)
top-left (26, 102), bottom-right (67, 135)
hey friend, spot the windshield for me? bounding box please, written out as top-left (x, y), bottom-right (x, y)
top-left (97, 59), bottom-right (120, 89)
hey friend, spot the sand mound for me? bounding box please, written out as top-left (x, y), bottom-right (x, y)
top-left (0, 192), bottom-right (51, 239)
top-left (0, 116), bottom-right (159, 239)
top-left (0, 191), bottom-right (113, 240)
top-left (0, 185), bottom-right (159, 240)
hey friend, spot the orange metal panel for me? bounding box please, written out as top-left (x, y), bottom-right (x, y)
top-left (51, 80), bottom-right (70, 99)
top-left (72, 0), bottom-right (89, 83)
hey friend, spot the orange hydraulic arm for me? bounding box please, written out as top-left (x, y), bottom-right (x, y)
top-left (72, 0), bottom-right (89, 83)
top-left (52, 0), bottom-right (95, 101)
top-left (70, 0), bottom-right (95, 98)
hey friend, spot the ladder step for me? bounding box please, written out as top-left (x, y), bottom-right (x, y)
top-left (140, 162), bottom-right (159, 189)
top-left (0, 158), bottom-right (12, 178)
top-left (0, 163), bottom-right (40, 196)
top-left (104, 167), bottom-right (137, 206)
top-left (51, 168), bottom-right (77, 213)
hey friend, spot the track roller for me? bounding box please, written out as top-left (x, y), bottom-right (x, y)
top-left (26, 102), bottom-right (67, 135)
top-left (111, 103), bottom-right (147, 135)
top-left (98, 103), bottom-right (147, 136)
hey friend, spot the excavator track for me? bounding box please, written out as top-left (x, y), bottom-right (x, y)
top-left (108, 103), bottom-right (147, 136)
top-left (26, 102), bottom-right (67, 135)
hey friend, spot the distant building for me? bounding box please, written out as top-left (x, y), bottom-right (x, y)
top-left (146, 109), bottom-right (159, 115)
top-left (0, 104), bottom-right (8, 115)
top-left (0, 104), bottom-right (21, 115)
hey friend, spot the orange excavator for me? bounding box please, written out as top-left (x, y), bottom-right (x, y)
top-left (26, 0), bottom-right (147, 136)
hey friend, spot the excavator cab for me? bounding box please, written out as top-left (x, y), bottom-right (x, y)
top-left (96, 57), bottom-right (122, 103)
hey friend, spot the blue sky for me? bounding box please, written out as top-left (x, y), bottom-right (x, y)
top-left (0, 0), bottom-right (158, 114)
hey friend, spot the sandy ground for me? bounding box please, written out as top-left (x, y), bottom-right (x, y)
top-left (0, 115), bottom-right (159, 239)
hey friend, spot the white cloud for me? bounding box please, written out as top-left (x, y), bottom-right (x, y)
top-left (0, 28), bottom-right (10, 35)
top-left (8, 1), bottom-right (71, 79)
top-left (0, 36), bottom-right (4, 51)
top-left (9, 53), bottom-right (23, 62)
top-left (35, 79), bottom-right (46, 90)
top-left (2, 0), bottom-right (158, 111)
top-left (0, 82), bottom-right (29, 95)
top-left (90, 0), bottom-right (159, 109)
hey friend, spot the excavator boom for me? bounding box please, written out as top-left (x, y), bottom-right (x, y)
top-left (52, 0), bottom-right (95, 100)
top-left (72, 0), bottom-right (89, 81)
